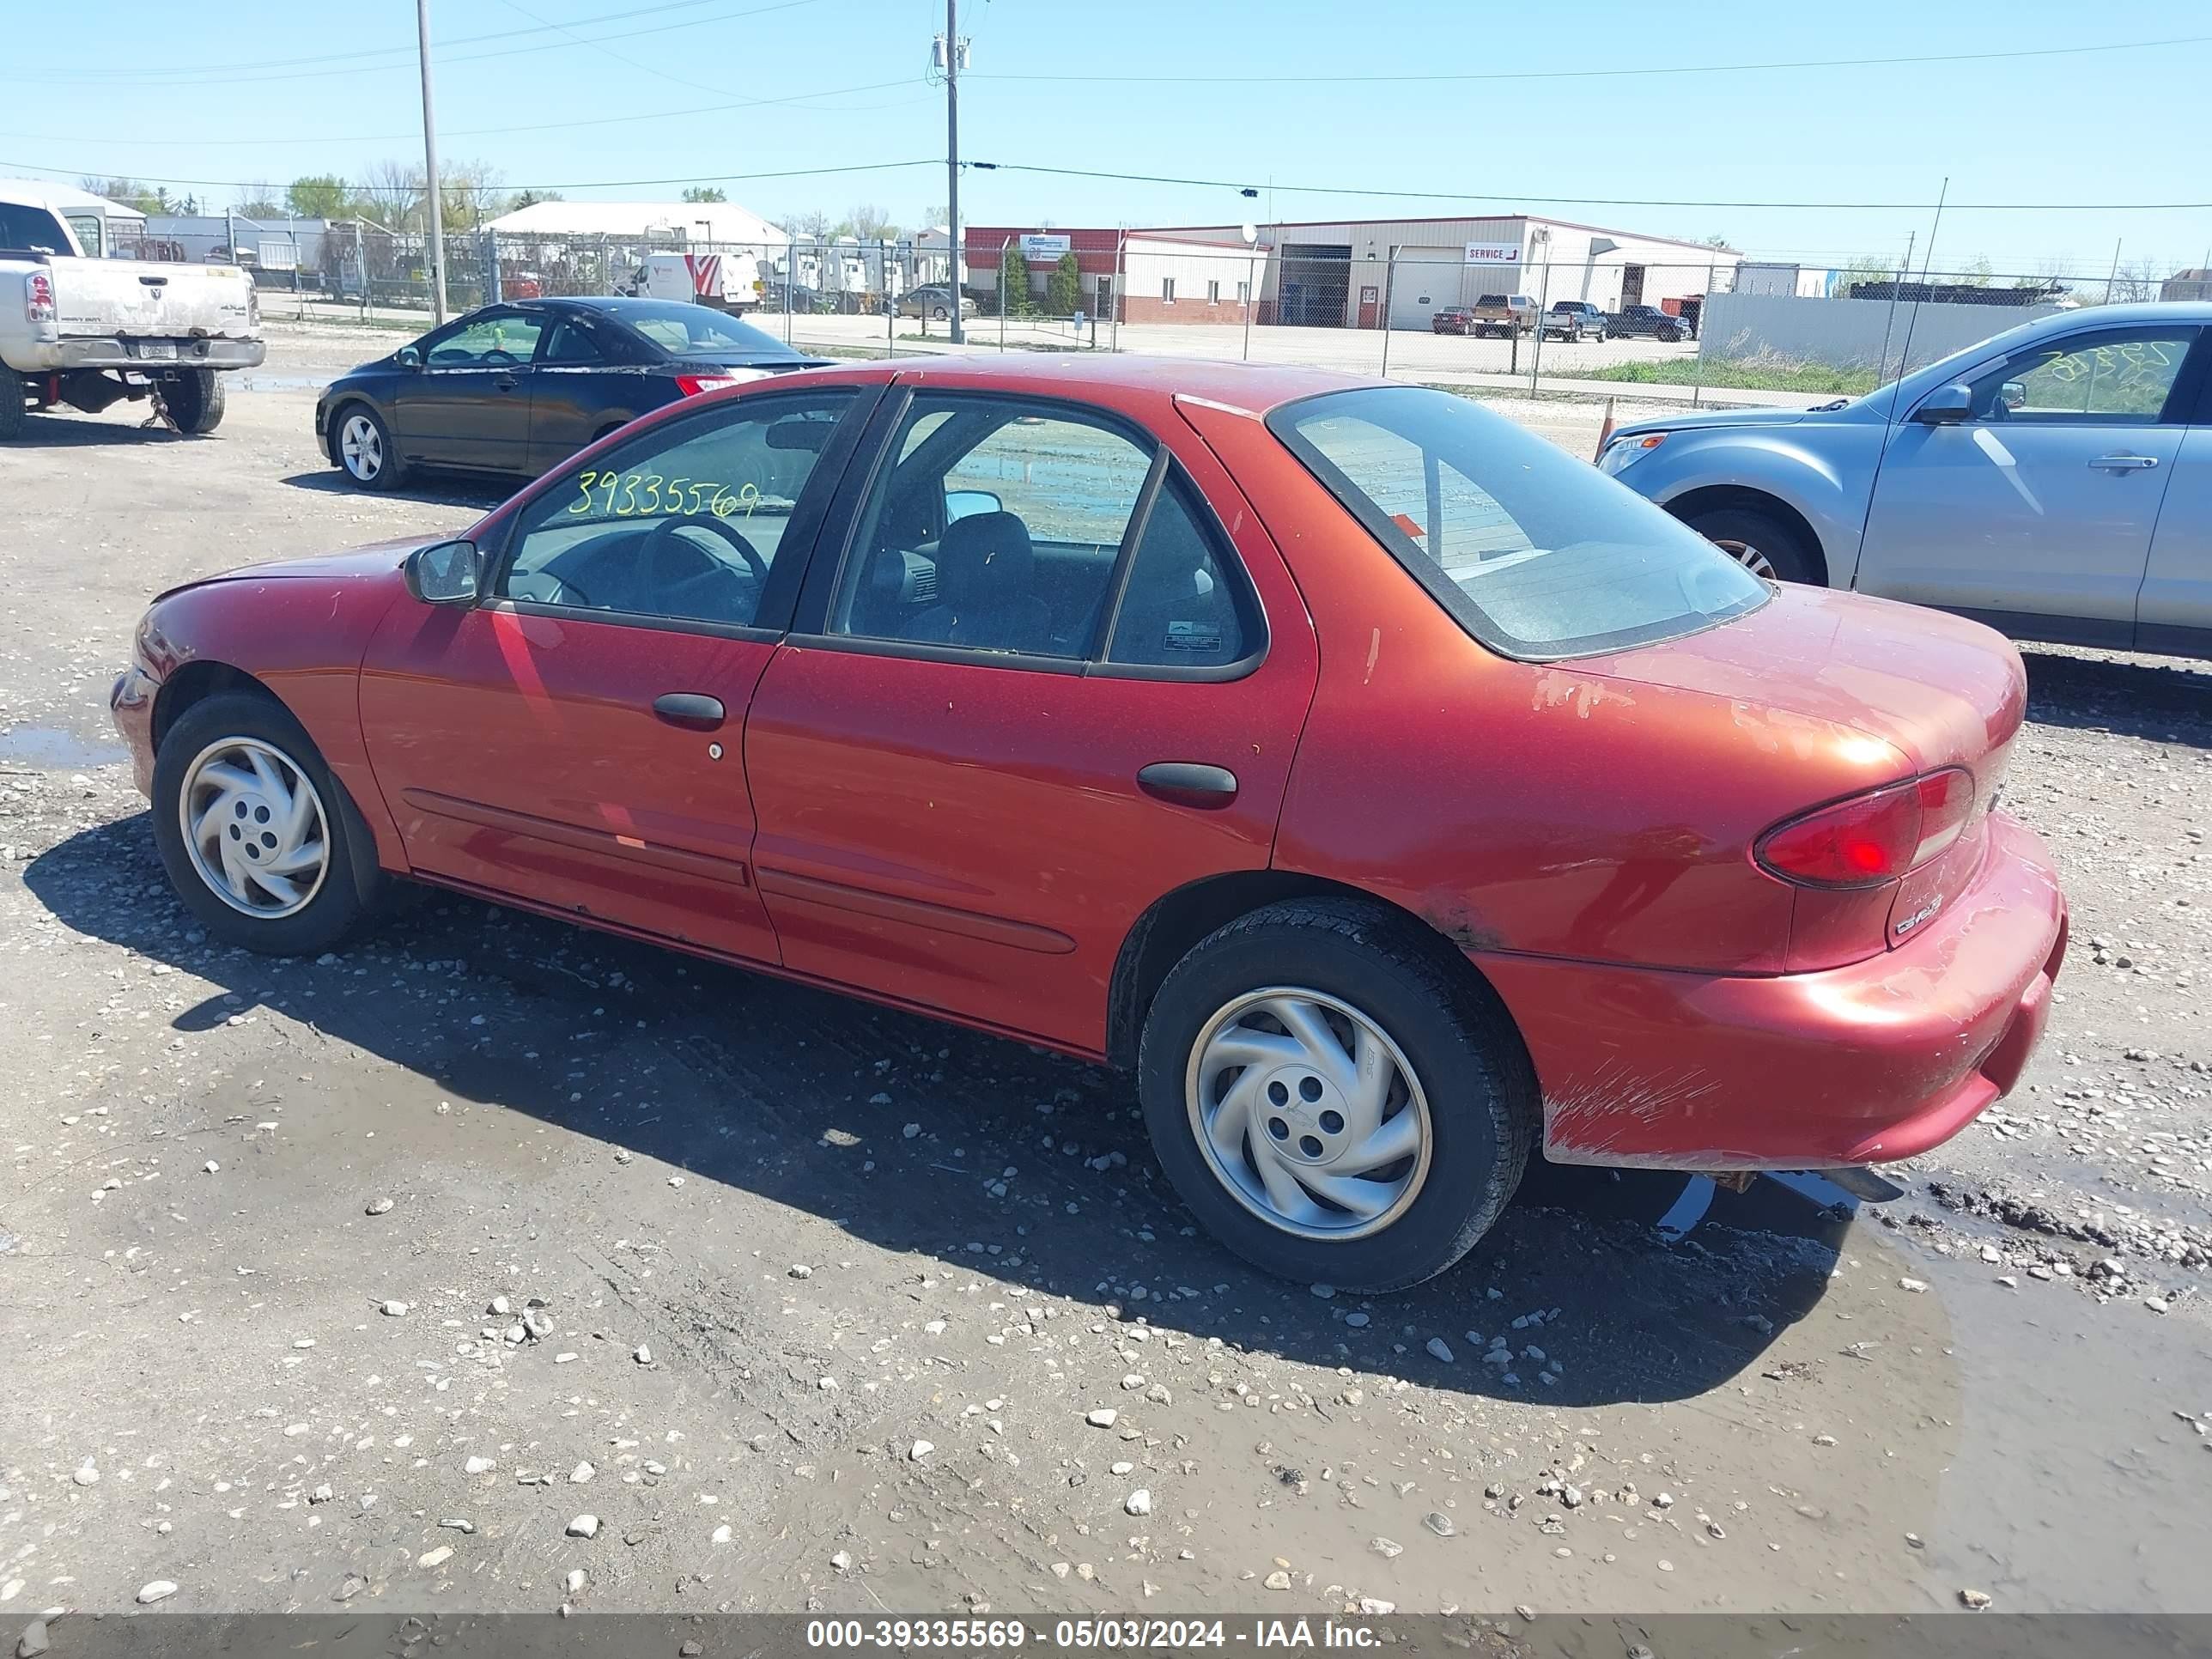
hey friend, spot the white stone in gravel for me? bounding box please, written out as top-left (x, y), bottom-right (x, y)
top-left (464, 1456), bottom-right (495, 1475)
top-left (1110, 1461), bottom-right (1134, 1475)
top-left (830, 1550), bottom-right (853, 1571)
top-left (1120, 1372), bottom-right (1144, 1390)
top-left (1086, 1408), bottom-right (1118, 1427)
top-left (910, 1441), bottom-right (934, 1462)
top-left (488, 1296), bottom-right (512, 1316)
top-left (417, 1547), bottom-right (453, 1570)
top-left (711, 1524), bottom-right (732, 1545)
top-left (566, 1515), bottom-right (599, 1538)
top-left (381, 1301), bottom-right (408, 1317)
top-left (136, 1583), bottom-right (178, 1605)
top-left (365, 1197), bottom-right (394, 1215)
top-left (1370, 1536), bottom-right (1403, 1559)
top-left (203, 1161), bottom-right (220, 1174)
top-left (1310, 1284), bottom-right (1335, 1299)
top-left (570, 1462), bottom-right (595, 1483)
top-left (1425, 1337), bottom-right (1455, 1364)
top-left (1899, 1277), bottom-right (1929, 1293)
top-left (71, 1463), bottom-right (98, 1487)
top-left (439, 1518), bottom-right (475, 1533)
top-left (555, 1352), bottom-right (579, 1364)
top-left (1344, 1312), bottom-right (1370, 1328)
top-left (563, 1570), bottom-right (586, 1595)
top-left (789, 1264), bottom-right (813, 1279)
top-left (1125, 1488), bottom-right (1152, 1516)
top-left (634, 1345), bottom-right (652, 1364)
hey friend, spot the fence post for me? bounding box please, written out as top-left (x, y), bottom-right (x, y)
top-left (356, 222), bottom-right (368, 325)
top-left (785, 232), bottom-right (796, 345)
top-left (1378, 245), bottom-right (1397, 378)
top-left (884, 238), bottom-right (896, 359)
top-left (1000, 237), bottom-right (1010, 352)
top-left (1529, 254), bottom-right (1552, 393)
top-left (1111, 228), bottom-right (1125, 355)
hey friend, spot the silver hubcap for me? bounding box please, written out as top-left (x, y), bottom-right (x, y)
top-left (1185, 988), bottom-right (1431, 1240)
top-left (179, 737), bottom-right (331, 919)
top-left (1711, 538), bottom-right (1778, 580)
top-left (339, 414), bottom-right (382, 480)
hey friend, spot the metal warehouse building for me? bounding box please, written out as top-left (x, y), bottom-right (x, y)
top-left (1147, 215), bottom-right (1741, 329)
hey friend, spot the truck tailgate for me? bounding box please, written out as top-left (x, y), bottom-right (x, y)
top-left (52, 258), bottom-right (257, 338)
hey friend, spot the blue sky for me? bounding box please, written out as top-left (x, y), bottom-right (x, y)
top-left (5, 0), bottom-right (2209, 280)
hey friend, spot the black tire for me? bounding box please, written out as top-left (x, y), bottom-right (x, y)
top-left (1137, 898), bottom-right (1538, 1291)
top-left (163, 368), bottom-right (226, 434)
top-left (1659, 325), bottom-right (1683, 344)
top-left (329, 400), bottom-right (408, 491)
top-left (1685, 503), bottom-right (1822, 586)
top-left (151, 690), bottom-right (384, 956)
top-left (0, 364), bottom-right (28, 441)
top-left (931, 303), bottom-right (950, 321)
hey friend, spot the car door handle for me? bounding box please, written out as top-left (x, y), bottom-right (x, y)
top-left (2089, 453), bottom-right (2160, 471)
top-left (1136, 763), bottom-right (1239, 809)
top-left (494, 374), bottom-right (520, 391)
top-left (652, 692), bottom-right (725, 730)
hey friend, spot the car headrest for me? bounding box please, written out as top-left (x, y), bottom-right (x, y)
top-left (934, 510), bottom-right (1035, 605)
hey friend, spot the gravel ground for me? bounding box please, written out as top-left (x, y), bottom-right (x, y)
top-left (0, 336), bottom-right (2207, 1626)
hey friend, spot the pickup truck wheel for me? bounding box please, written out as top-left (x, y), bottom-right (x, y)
top-left (0, 365), bottom-right (27, 441)
top-left (1686, 505), bottom-right (1820, 585)
top-left (163, 369), bottom-right (225, 434)
top-left (333, 404), bottom-right (407, 490)
top-left (1139, 898), bottom-right (1536, 1291)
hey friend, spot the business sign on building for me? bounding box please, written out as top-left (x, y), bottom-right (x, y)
top-left (1464, 242), bottom-right (1522, 264)
top-left (1021, 234), bottom-right (1073, 261)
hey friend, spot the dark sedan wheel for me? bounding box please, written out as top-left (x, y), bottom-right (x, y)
top-left (1139, 898), bottom-right (1536, 1291)
top-left (152, 691), bottom-right (383, 955)
top-left (333, 403), bottom-right (407, 491)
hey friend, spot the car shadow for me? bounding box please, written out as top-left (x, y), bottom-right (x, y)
top-left (14, 413), bottom-right (206, 447)
top-left (277, 470), bottom-right (515, 511)
top-left (26, 811), bottom-right (1855, 1408)
top-left (2023, 646), bottom-right (2212, 744)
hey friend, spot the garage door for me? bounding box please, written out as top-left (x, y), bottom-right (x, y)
top-left (1390, 246), bottom-right (1471, 329)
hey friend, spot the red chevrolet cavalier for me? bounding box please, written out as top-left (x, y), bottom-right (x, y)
top-left (112, 356), bottom-right (2067, 1289)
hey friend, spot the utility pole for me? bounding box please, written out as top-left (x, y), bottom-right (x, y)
top-left (416, 0), bottom-right (448, 325)
top-left (941, 0), bottom-right (964, 343)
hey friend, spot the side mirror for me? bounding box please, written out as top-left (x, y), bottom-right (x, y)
top-left (2000, 380), bottom-right (2027, 412)
top-left (1912, 382), bottom-right (1973, 425)
top-left (945, 489), bottom-right (1003, 524)
top-left (394, 345), bottom-right (422, 369)
top-left (405, 539), bottom-right (483, 606)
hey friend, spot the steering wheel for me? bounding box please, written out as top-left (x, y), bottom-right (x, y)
top-left (482, 349), bottom-right (520, 367)
top-left (642, 511), bottom-right (769, 585)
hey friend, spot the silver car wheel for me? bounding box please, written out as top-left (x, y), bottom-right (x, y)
top-left (1710, 538), bottom-right (1778, 580)
top-left (1185, 987), bottom-right (1432, 1241)
top-left (179, 736), bottom-right (331, 920)
top-left (339, 413), bottom-right (382, 481)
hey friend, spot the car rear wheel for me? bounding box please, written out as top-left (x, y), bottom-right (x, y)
top-left (161, 368), bottom-right (226, 434)
top-left (1138, 898), bottom-right (1536, 1291)
top-left (0, 365), bottom-right (26, 441)
top-left (334, 404), bottom-right (406, 490)
top-left (152, 691), bottom-right (381, 956)
top-left (1686, 504), bottom-right (1820, 585)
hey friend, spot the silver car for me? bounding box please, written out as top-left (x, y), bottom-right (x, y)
top-left (1600, 301), bottom-right (2212, 660)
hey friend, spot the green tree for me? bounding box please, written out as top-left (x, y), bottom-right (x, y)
top-left (682, 185), bottom-right (728, 204)
top-left (508, 190), bottom-right (565, 211)
top-left (79, 175), bottom-right (170, 215)
top-left (1955, 255), bottom-right (1994, 288)
top-left (287, 175), bottom-right (353, 219)
top-left (1046, 248), bottom-right (1082, 315)
top-left (998, 242), bottom-right (1031, 315)
top-left (1832, 253), bottom-right (1893, 297)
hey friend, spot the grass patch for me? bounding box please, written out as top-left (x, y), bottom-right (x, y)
top-left (1581, 357), bottom-right (1882, 397)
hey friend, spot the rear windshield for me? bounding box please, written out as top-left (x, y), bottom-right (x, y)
top-left (1267, 386), bottom-right (1769, 659)
top-left (0, 203), bottom-right (70, 252)
top-left (610, 301), bottom-right (793, 358)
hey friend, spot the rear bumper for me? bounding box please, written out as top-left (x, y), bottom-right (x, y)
top-left (21, 337), bottom-right (264, 373)
top-left (1477, 814), bottom-right (2068, 1170)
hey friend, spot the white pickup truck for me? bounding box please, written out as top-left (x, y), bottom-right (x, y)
top-left (2, 182), bottom-right (263, 440)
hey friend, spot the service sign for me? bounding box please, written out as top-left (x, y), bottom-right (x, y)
top-left (1021, 234), bottom-right (1073, 261)
top-left (1464, 242), bottom-right (1522, 264)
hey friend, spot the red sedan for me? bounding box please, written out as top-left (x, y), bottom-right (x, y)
top-left (111, 356), bottom-right (2067, 1290)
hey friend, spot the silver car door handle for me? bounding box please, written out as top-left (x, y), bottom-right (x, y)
top-left (2089, 453), bottom-right (2160, 471)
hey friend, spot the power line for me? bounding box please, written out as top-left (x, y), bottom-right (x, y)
top-left (967, 31), bottom-right (2212, 85)
top-left (0, 0), bottom-right (827, 88)
top-left (0, 155), bottom-right (943, 196)
top-left (969, 161), bottom-right (2212, 214)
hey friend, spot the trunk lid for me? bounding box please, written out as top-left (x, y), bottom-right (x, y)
top-left (51, 257), bottom-right (258, 339)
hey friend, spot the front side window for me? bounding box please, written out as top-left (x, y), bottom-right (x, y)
top-left (500, 392), bottom-right (853, 628)
top-left (426, 311), bottom-right (544, 368)
top-left (1270, 386), bottom-right (1767, 659)
top-left (1964, 327), bottom-right (2197, 423)
top-left (830, 397), bottom-right (1158, 659)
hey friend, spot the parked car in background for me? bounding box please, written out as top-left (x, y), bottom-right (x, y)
top-left (1540, 301), bottom-right (1606, 343)
top-left (1469, 294), bottom-right (1536, 337)
top-left (615, 249), bottom-right (765, 315)
top-left (1606, 304), bottom-right (1690, 343)
top-left (898, 284), bottom-right (978, 321)
top-left (1601, 302), bottom-right (2212, 659)
top-left (3, 179), bottom-right (262, 440)
top-left (758, 279), bottom-right (833, 314)
top-left (313, 295), bottom-right (825, 490)
top-left (115, 356), bottom-right (2064, 1291)
top-left (1431, 305), bottom-right (1478, 336)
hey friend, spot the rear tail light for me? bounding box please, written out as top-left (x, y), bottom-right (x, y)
top-left (1756, 768), bottom-right (1975, 890)
top-left (25, 270), bottom-right (56, 325)
top-left (674, 374), bottom-right (737, 397)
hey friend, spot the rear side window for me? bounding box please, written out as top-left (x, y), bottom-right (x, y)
top-left (1105, 476), bottom-right (1255, 668)
top-left (1268, 386), bottom-right (1768, 659)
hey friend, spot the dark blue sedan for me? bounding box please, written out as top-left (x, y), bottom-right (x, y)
top-left (313, 295), bottom-right (827, 491)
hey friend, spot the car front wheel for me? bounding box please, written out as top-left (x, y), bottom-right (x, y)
top-left (1139, 898), bottom-right (1536, 1291)
top-left (152, 691), bottom-right (382, 955)
top-left (1686, 504), bottom-right (1820, 585)
top-left (333, 404), bottom-right (407, 490)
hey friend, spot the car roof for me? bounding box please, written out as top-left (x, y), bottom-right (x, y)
top-left (775, 351), bottom-right (1374, 414)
